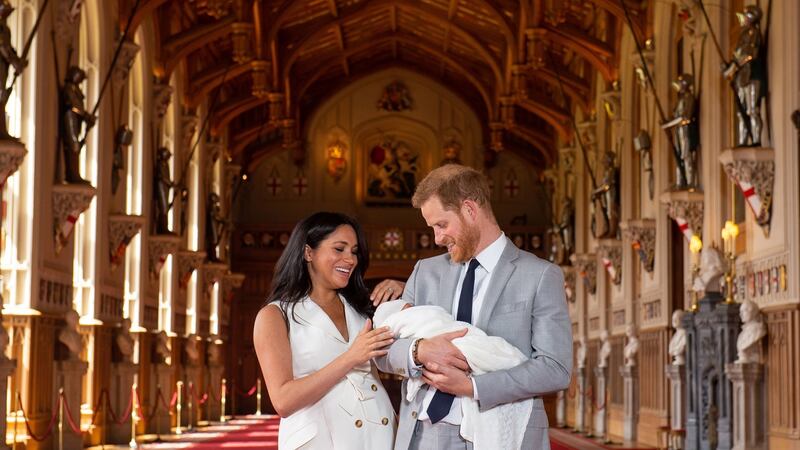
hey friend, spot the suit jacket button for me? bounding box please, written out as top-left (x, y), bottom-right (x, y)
top-left (382, 417), bottom-right (389, 425)
top-left (371, 384), bottom-right (378, 391)
top-left (355, 419), bottom-right (363, 428)
top-left (398, 368), bottom-right (406, 375)
top-left (411, 411), bottom-right (418, 418)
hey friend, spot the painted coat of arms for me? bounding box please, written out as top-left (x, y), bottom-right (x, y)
top-left (377, 81), bottom-right (412, 111)
top-left (366, 137), bottom-right (418, 205)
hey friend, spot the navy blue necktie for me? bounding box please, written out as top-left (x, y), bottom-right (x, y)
top-left (426, 258), bottom-right (480, 424)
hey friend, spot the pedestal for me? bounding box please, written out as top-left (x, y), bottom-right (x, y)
top-left (666, 364), bottom-right (686, 434)
top-left (108, 361), bottom-right (137, 444)
top-left (207, 364), bottom-right (224, 421)
top-left (556, 389), bottom-right (566, 428)
top-left (0, 138), bottom-right (27, 185)
top-left (575, 367), bottom-right (586, 432)
top-left (184, 364), bottom-right (200, 429)
top-left (620, 365), bottom-right (639, 443)
top-left (149, 363), bottom-right (172, 434)
top-left (724, 362), bottom-right (765, 450)
top-left (54, 359), bottom-right (88, 450)
top-left (0, 358), bottom-right (16, 450)
top-left (593, 366), bottom-right (607, 439)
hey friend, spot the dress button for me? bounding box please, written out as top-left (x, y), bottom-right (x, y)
top-left (382, 417), bottom-right (389, 425)
top-left (411, 411), bottom-right (418, 418)
top-left (355, 419), bottom-right (363, 428)
top-left (371, 384), bottom-right (378, 391)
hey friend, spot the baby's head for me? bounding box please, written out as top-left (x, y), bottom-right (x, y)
top-left (373, 300), bottom-right (412, 328)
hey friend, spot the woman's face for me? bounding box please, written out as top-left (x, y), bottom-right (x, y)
top-left (305, 225), bottom-right (359, 291)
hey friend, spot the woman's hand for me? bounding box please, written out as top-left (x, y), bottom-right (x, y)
top-left (344, 319), bottom-right (395, 367)
top-left (370, 279), bottom-right (406, 306)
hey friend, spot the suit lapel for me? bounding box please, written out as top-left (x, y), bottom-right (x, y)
top-left (437, 257), bottom-right (462, 314)
top-left (476, 237), bottom-right (519, 329)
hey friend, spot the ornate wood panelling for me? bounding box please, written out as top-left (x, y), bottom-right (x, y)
top-left (765, 306), bottom-right (800, 440)
top-left (610, 336), bottom-right (624, 406)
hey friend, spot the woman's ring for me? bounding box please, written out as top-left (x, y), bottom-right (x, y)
top-left (388, 288), bottom-right (394, 293)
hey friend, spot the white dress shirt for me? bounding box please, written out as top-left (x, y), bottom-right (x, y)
top-left (412, 232), bottom-right (506, 425)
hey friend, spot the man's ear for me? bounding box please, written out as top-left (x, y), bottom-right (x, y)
top-left (462, 199), bottom-right (478, 221)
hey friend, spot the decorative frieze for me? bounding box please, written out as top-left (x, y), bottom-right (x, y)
top-left (719, 147), bottom-right (774, 236)
top-left (148, 235), bottom-right (181, 278)
top-left (53, 183), bottom-right (96, 254)
top-left (109, 214), bottom-right (145, 270)
top-left (660, 190), bottom-right (703, 243)
top-left (55, 0), bottom-right (83, 42)
top-left (221, 272), bottom-right (246, 302)
top-left (735, 252), bottom-right (789, 305)
top-left (201, 262), bottom-right (228, 291)
top-left (571, 253), bottom-right (597, 295)
top-left (621, 219), bottom-right (656, 273)
top-left (152, 80), bottom-right (173, 120)
top-left (112, 39), bottom-right (140, 85)
top-left (176, 251), bottom-right (206, 288)
top-left (597, 239), bottom-right (622, 285)
top-left (0, 139), bottom-right (27, 185)
top-left (182, 112), bottom-right (200, 149)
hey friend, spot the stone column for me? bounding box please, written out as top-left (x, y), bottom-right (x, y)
top-left (149, 363), bottom-right (172, 435)
top-left (556, 390), bottom-right (566, 428)
top-left (53, 359), bottom-right (88, 450)
top-left (575, 367), bottom-right (586, 432)
top-left (593, 366), bottom-right (607, 439)
top-left (725, 362), bottom-right (765, 450)
top-left (621, 365), bottom-right (639, 443)
top-left (666, 364), bottom-right (686, 437)
top-left (0, 357), bottom-right (16, 450)
top-left (108, 361), bottom-right (137, 443)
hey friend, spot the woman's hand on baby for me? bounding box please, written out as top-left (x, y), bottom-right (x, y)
top-left (370, 279), bottom-right (406, 306)
top-left (345, 319), bottom-right (394, 367)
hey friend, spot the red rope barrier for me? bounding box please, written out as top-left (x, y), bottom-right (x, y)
top-left (16, 392), bottom-right (60, 442)
top-left (235, 383), bottom-right (257, 397)
top-left (60, 392), bottom-right (83, 435)
top-left (188, 383), bottom-right (209, 405)
top-left (106, 386), bottom-right (134, 425)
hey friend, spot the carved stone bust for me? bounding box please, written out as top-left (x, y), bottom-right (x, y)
top-left (58, 309), bottom-right (83, 359)
top-left (598, 330), bottom-right (611, 369)
top-left (114, 318), bottom-right (134, 362)
top-left (185, 334), bottom-right (200, 365)
top-left (668, 310), bottom-right (688, 365)
top-left (207, 336), bottom-right (222, 366)
top-left (692, 246), bottom-right (725, 294)
top-left (153, 330), bottom-right (171, 364)
top-left (623, 324), bottom-right (639, 367)
top-left (736, 300), bottom-right (766, 364)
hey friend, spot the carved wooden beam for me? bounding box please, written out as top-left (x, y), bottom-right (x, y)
top-left (186, 62), bottom-right (251, 108)
top-left (541, 25), bottom-right (616, 81)
top-left (129, 0), bottom-right (170, 36)
top-left (516, 98), bottom-right (571, 140)
top-left (506, 125), bottom-right (556, 166)
top-left (158, 15), bottom-right (237, 77)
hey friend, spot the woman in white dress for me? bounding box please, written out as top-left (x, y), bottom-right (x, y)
top-left (253, 212), bottom-right (397, 449)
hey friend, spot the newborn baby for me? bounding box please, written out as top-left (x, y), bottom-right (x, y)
top-left (373, 301), bottom-right (533, 450)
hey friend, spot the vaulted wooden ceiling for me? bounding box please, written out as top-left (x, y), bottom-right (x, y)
top-left (126, 0), bottom-right (649, 170)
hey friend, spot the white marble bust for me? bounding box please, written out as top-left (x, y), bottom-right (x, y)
top-left (668, 310), bottom-right (687, 365)
top-left (692, 247), bottom-right (725, 294)
top-left (115, 318), bottom-right (134, 361)
top-left (185, 334), bottom-right (200, 365)
top-left (736, 300), bottom-right (766, 364)
top-left (623, 324), bottom-right (639, 367)
top-left (598, 330), bottom-right (611, 368)
top-left (154, 331), bottom-right (171, 363)
top-left (576, 337), bottom-right (587, 370)
top-left (58, 309), bottom-right (83, 359)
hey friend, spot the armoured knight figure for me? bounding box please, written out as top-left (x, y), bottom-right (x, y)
top-left (723, 5), bottom-right (765, 147)
top-left (153, 147), bottom-right (176, 234)
top-left (205, 192), bottom-right (226, 261)
top-left (661, 74), bottom-right (698, 188)
top-left (591, 151), bottom-right (619, 238)
top-left (0, 0), bottom-right (25, 139)
top-left (558, 196), bottom-right (575, 259)
top-left (61, 66), bottom-right (95, 184)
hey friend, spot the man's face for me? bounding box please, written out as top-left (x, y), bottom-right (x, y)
top-left (421, 196), bottom-right (479, 263)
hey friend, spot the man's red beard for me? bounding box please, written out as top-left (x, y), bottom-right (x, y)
top-left (444, 215), bottom-right (480, 263)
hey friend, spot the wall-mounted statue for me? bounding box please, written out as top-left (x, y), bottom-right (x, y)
top-left (736, 300), bottom-right (766, 364)
top-left (668, 310), bottom-right (687, 365)
top-left (591, 151), bottom-right (619, 239)
top-left (61, 66), bottom-right (96, 184)
top-left (0, 0), bottom-right (27, 140)
top-left (598, 330), bottom-right (611, 368)
top-left (153, 146), bottom-right (176, 234)
top-left (558, 196), bottom-right (575, 259)
top-left (179, 186), bottom-right (189, 236)
top-left (112, 125), bottom-right (132, 194)
top-left (576, 336), bottom-right (587, 370)
top-left (623, 324), bottom-right (639, 367)
top-left (661, 74), bottom-right (699, 189)
top-left (723, 5), bottom-right (766, 147)
top-left (205, 192), bottom-right (226, 262)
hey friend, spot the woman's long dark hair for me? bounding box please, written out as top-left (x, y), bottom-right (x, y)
top-left (266, 212), bottom-right (373, 322)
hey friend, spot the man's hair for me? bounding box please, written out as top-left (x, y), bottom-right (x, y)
top-left (412, 164), bottom-right (493, 213)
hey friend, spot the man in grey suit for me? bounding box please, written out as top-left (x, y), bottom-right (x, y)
top-left (375, 164), bottom-right (573, 449)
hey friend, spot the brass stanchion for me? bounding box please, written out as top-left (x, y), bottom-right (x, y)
top-left (13, 391), bottom-right (19, 450)
top-left (176, 381), bottom-right (184, 435)
top-left (220, 378), bottom-right (227, 423)
top-left (187, 381), bottom-right (194, 431)
top-left (58, 387), bottom-right (64, 450)
top-left (129, 383), bottom-right (138, 449)
top-left (256, 378), bottom-right (262, 416)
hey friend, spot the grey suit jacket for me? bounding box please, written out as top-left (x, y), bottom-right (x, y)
top-left (376, 237), bottom-right (573, 450)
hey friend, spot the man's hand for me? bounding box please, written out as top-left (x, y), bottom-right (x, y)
top-left (422, 362), bottom-right (473, 397)
top-left (370, 279), bottom-right (406, 306)
top-left (417, 329), bottom-right (469, 371)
